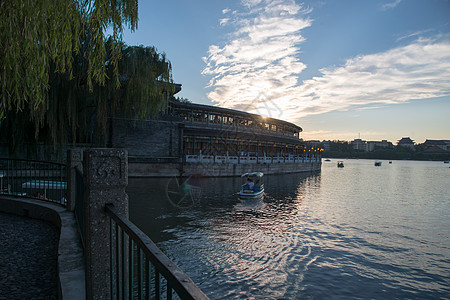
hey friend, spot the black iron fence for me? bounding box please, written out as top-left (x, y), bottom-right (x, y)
top-left (1, 153), bottom-right (209, 299)
top-left (105, 204), bottom-right (209, 300)
top-left (74, 166), bottom-right (85, 248)
top-left (0, 158), bottom-right (67, 205)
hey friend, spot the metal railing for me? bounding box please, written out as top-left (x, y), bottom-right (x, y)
top-left (105, 204), bottom-right (209, 300)
top-left (74, 166), bottom-right (85, 248)
top-left (185, 154), bottom-right (322, 164)
top-left (0, 158), bottom-right (67, 205)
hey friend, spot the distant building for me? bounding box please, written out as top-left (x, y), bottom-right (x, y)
top-left (307, 140), bottom-right (322, 148)
top-left (397, 137), bottom-right (415, 150)
top-left (367, 140), bottom-right (393, 152)
top-left (352, 139), bottom-right (368, 151)
top-left (423, 140), bottom-right (450, 153)
top-left (322, 140), bottom-right (331, 152)
top-left (352, 139), bottom-right (393, 152)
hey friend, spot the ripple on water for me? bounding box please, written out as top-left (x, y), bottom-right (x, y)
top-left (129, 160), bottom-right (450, 299)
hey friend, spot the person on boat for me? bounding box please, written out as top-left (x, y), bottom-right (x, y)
top-left (61, 193), bottom-right (67, 205)
top-left (35, 191), bottom-right (46, 200)
top-left (246, 178), bottom-right (254, 189)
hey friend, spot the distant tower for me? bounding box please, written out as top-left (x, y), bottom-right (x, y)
top-left (397, 137), bottom-right (415, 150)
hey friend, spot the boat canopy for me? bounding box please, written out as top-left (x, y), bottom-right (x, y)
top-left (22, 180), bottom-right (67, 189)
top-left (241, 172), bottom-right (264, 178)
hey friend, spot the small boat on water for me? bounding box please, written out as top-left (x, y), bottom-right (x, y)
top-left (337, 161), bottom-right (344, 168)
top-left (374, 161), bottom-right (382, 166)
top-left (240, 172), bottom-right (264, 198)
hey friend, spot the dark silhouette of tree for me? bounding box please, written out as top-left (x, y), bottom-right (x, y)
top-left (170, 96), bottom-right (191, 103)
top-left (1, 41), bottom-right (173, 152)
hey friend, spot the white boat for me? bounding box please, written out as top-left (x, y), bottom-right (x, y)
top-left (22, 180), bottom-right (67, 199)
top-left (22, 180), bottom-right (67, 190)
top-left (239, 172), bottom-right (264, 198)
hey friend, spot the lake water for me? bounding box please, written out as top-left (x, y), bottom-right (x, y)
top-left (127, 159), bottom-right (450, 299)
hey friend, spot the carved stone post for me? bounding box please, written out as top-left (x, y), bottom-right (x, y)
top-left (67, 149), bottom-right (83, 211)
top-left (84, 149), bottom-right (128, 300)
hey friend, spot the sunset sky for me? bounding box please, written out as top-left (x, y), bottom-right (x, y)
top-left (122, 0), bottom-right (450, 143)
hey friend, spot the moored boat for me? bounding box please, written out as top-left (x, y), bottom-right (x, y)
top-left (337, 161), bottom-right (344, 168)
top-left (240, 172), bottom-right (264, 198)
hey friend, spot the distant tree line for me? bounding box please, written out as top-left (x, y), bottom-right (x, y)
top-left (320, 140), bottom-right (449, 161)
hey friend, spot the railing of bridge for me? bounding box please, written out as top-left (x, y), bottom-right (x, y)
top-left (0, 158), bottom-right (67, 205)
top-left (105, 204), bottom-right (209, 300)
top-left (74, 166), bottom-right (85, 248)
top-left (184, 154), bottom-right (321, 164)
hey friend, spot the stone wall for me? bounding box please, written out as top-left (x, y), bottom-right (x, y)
top-left (109, 118), bottom-right (181, 158)
top-left (0, 142), bottom-right (92, 163)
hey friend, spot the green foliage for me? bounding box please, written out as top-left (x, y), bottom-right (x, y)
top-left (170, 96), bottom-right (191, 103)
top-left (117, 45), bottom-right (173, 118)
top-left (0, 1), bottom-right (176, 152)
top-left (0, 0), bottom-right (138, 119)
top-left (328, 140), bottom-right (354, 152)
top-left (1, 42), bottom-right (173, 150)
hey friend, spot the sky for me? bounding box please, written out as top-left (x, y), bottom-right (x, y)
top-left (121, 0), bottom-right (450, 143)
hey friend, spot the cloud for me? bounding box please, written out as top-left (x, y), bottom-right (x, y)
top-left (381, 0), bottom-right (402, 10)
top-left (202, 0), bottom-right (312, 117)
top-left (285, 38), bottom-right (450, 123)
top-left (301, 130), bottom-right (385, 141)
top-left (219, 18), bottom-right (230, 26)
top-left (203, 1), bottom-right (450, 127)
top-left (396, 29), bottom-right (434, 42)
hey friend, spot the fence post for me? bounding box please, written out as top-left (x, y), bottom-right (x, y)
top-left (67, 149), bottom-right (83, 211)
top-left (84, 149), bottom-right (128, 299)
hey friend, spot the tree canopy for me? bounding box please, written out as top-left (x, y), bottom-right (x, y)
top-left (0, 1), bottom-right (175, 152)
top-left (0, 0), bottom-right (174, 155)
top-left (0, 0), bottom-right (138, 119)
top-left (1, 41), bottom-right (173, 149)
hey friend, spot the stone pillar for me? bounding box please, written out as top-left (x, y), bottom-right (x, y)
top-left (67, 149), bottom-right (83, 211)
top-left (83, 149), bottom-right (128, 300)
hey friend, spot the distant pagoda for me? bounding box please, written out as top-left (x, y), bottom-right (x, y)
top-left (397, 137), bottom-right (415, 150)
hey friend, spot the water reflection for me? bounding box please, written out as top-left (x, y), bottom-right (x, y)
top-left (127, 172), bottom-right (321, 298)
top-left (127, 160), bottom-right (450, 299)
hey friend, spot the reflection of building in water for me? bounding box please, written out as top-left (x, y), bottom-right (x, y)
top-left (111, 100), bottom-right (321, 177)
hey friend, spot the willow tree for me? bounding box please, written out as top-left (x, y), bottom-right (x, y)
top-left (0, 0), bottom-right (138, 120)
top-left (1, 1), bottom-right (174, 152)
top-left (1, 40), bottom-right (173, 150)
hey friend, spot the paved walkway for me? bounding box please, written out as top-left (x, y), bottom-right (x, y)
top-left (0, 212), bottom-right (58, 300)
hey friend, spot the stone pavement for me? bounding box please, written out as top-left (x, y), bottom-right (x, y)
top-left (0, 212), bottom-right (58, 300)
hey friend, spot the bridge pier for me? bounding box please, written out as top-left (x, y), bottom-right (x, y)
top-left (83, 149), bottom-right (128, 299)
